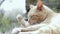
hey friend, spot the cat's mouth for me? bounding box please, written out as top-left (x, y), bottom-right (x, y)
top-left (29, 20), bottom-right (39, 25)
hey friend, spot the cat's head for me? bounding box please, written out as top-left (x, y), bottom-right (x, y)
top-left (28, 0), bottom-right (48, 25)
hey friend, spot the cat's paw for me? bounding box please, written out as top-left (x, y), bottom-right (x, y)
top-left (16, 14), bottom-right (23, 21)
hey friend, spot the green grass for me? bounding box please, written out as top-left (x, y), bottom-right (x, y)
top-left (0, 14), bottom-right (12, 33)
top-left (52, 8), bottom-right (60, 13)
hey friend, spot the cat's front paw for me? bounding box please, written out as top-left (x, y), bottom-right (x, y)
top-left (16, 14), bottom-right (23, 21)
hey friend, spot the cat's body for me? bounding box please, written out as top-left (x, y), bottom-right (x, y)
top-left (12, 0), bottom-right (60, 34)
top-left (12, 4), bottom-right (60, 34)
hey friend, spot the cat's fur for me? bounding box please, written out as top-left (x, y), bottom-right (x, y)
top-left (12, 1), bottom-right (60, 34)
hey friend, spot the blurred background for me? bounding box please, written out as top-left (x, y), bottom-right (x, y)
top-left (26, 0), bottom-right (60, 13)
top-left (0, 0), bottom-right (60, 34)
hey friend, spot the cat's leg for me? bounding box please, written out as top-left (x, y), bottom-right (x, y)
top-left (12, 28), bottom-right (23, 34)
top-left (16, 14), bottom-right (30, 27)
top-left (20, 23), bottom-right (47, 32)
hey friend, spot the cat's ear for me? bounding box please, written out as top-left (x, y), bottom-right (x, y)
top-left (37, 0), bottom-right (43, 11)
top-left (30, 5), bottom-right (34, 9)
